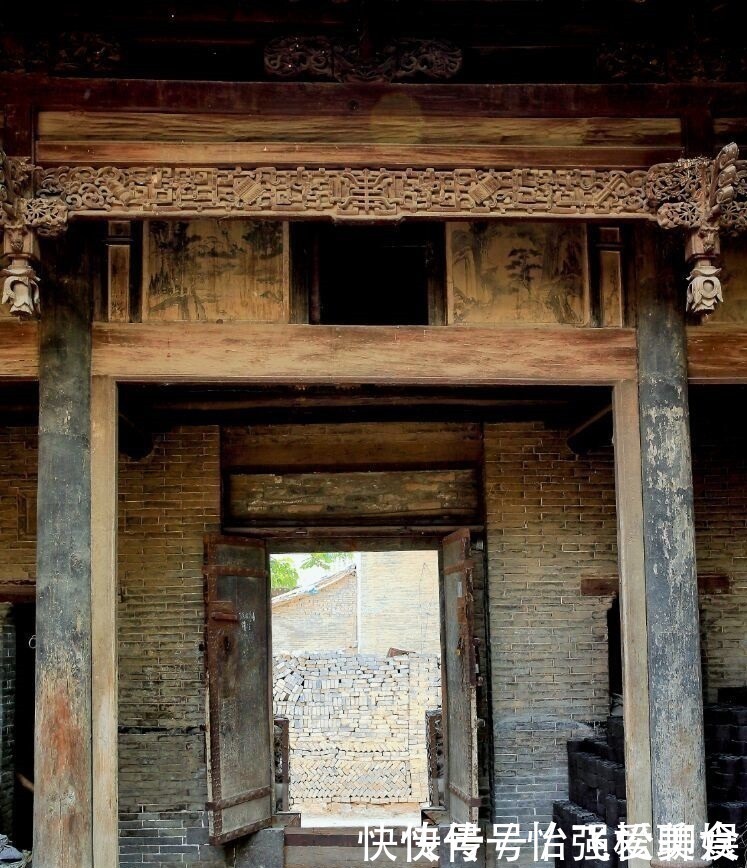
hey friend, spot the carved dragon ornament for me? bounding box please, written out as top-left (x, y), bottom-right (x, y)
top-left (0, 143), bottom-right (744, 318)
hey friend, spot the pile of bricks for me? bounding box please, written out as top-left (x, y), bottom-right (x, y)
top-left (272, 651), bottom-right (440, 806)
top-left (553, 716), bottom-right (626, 868)
top-left (705, 688), bottom-right (747, 837)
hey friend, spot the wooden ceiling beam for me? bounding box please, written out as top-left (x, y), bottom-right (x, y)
top-left (2, 75), bottom-right (747, 120)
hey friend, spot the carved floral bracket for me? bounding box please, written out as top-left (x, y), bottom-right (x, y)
top-left (646, 143), bottom-right (742, 314)
top-left (0, 143), bottom-right (745, 318)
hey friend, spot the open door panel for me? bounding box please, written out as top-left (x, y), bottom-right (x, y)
top-left (441, 528), bottom-right (480, 824)
top-left (204, 534), bottom-right (273, 845)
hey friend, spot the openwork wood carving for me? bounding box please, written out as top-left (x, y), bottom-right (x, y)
top-left (647, 144), bottom-right (740, 315)
top-left (0, 153), bottom-right (40, 318)
top-left (2, 143), bottom-right (746, 317)
top-left (32, 165), bottom-right (651, 220)
top-left (264, 36), bottom-right (462, 83)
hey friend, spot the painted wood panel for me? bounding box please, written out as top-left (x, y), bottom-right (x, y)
top-left (447, 221), bottom-right (589, 325)
top-left (142, 219), bottom-right (288, 323)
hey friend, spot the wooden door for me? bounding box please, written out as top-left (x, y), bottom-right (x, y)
top-left (204, 535), bottom-right (273, 845)
top-left (441, 528), bottom-right (480, 823)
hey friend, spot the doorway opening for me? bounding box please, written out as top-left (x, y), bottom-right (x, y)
top-left (0, 602), bottom-right (34, 853)
top-left (270, 549), bottom-right (441, 827)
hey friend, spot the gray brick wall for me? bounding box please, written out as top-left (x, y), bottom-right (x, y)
top-left (4, 417), bottom-right (747, 865)
top-left (0, 603), bottom-right (15, 836)
top-left (272, 570), bottom-right (358, 653)
top-left (484, 422), bottom-right (617, 827)
top-left (118, 427), bottom-right (224, 867)
top-left (693, 428), bottom-right (747, 701)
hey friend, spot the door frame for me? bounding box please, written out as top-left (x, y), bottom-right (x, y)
top-left (231, 526), bottom-right (492, 828)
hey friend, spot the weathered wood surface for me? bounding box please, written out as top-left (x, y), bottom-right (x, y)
top-left (7, 320), bottom-right (747, 384)
top-left (204, 536), bottom-right (274, 845)
top-left (441, 529), bottom-right (480, 825)
top-left (90, 376), bottom-right (118, 868)
top-left (635, 224), bottom-right (708, 835)
top-left (222, 422), bottom-right (482, 470)
top-left (611, 379), bottom-right (653, 868)
top-left (0, 321), bottom-right (39, 377)
top-left (37, 111), bottom-right (682, 146)
top-left (4, 76), bottom-right (747, 120)
top-left (34, 226), bottom-right (94, 868)
top-left (686, 327), bottom-right (747, 382)
top-left (89, 323), bottom-right (637, 383)
top-left (36, 141), bottom-right (680, 169)
top-left (447, 222), bottom-right (588, 325)
top-left (226, 468), bottom-right (480, 526)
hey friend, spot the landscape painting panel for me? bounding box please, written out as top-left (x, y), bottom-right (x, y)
top-left (448, 222), bottom-right (588, 325)
top-left (144, 219), bottom-right (288, 322)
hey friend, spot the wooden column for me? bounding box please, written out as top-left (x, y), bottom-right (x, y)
top-left (612, 379), bottom-right (653, 868)
top-left (635, 224), bottom-right (708, 865)
top-left (34, 226), bottom-right (94, 868)
top-left (91, 376), bottom-right (119, 868)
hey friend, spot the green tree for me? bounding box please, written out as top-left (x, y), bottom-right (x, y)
top-left (270, 556), bottom-right (300, 590)
top-left (299, 552), bottom-right (346, 571)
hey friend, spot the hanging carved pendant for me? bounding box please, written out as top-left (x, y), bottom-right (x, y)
top-left (1, 224), bottom-right (40, 318)
top-left (0, 153), bottom-right (41, 318)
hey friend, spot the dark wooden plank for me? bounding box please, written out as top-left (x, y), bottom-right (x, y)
top-left (4, 75), bottom-right (747, 119)
top-left (580, 577), bottom-right (619, 596)
top-left (204, 536), bottom-right (273, 845)
top-left (440, 529), bottom-right (479, 824)
top-left (0, 580), bottom-right (35, 603)
top-left (34, 224), bottom-right (94, 867)
top-left (222, 422), bottom-right (483, 470)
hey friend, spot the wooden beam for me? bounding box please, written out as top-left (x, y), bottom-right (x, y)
top-left (8, 320), bottom-right (747, 385)
top-left (35, 141), bottom-right (680, 169)
top-left (0, 321), bottom-right (39, 379)
top-left (91, 376), bottom-right (118, 868)
top-left (90, 323), bottom-right (636, 384)
top-left (3, 75), bottom-right (747, 119)
top-left (36, 111), bottom-right (682, 148)
top-left (687, 327), bottom-right (747, 383)
top-left (612, 380), bottom-right (653, 868)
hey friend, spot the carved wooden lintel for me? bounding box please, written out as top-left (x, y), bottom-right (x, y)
top-left (647, 143), bottom-right (741, 316)
top-left (2, 143), bottom-right (746, 319)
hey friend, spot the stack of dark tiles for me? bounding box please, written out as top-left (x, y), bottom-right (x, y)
top-left (553, 717), bottom-right (626, 868)
top-left (705, 690), bottom-right (747, 863)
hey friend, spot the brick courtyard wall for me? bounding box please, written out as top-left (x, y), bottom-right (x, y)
top-left (358, 551), bottom-right (441, 655)
top-left (273, 651), bottom-right (440, 807)
top-left (272, 570), bottom-right (358, 653)
top-left (0, 603), bottom-right (15, 836)
top-left (693, 428), bottom-right (747, 702)
top-left (484, 422), bottom-right (618, 828)
top-left (117, 427), bottom-right (223, 868)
